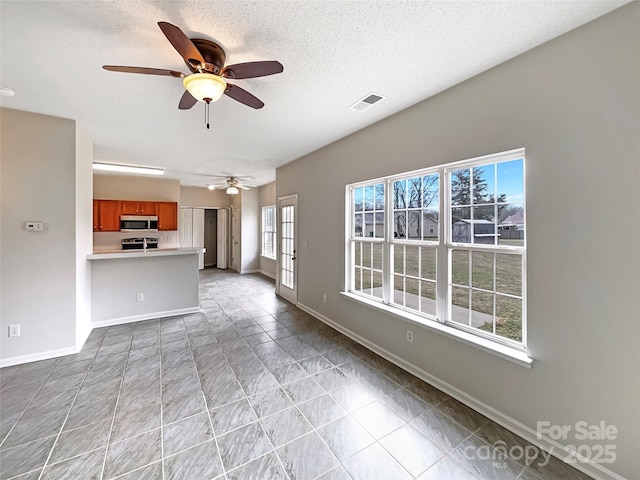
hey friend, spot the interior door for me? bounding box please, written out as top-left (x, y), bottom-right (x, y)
top-left (179, 208), bottom-right (193, 247)
top-left (278, 195), bottom-right (298, 304)
top-left (217, 209), bottom-right (228, 269)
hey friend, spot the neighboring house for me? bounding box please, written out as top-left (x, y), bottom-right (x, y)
top-left (452, 219), bottom-right (498, 244)
top-left (499, 210), bottom-right (525, 240)
top-left (393, 211), bottom-right (439, 239)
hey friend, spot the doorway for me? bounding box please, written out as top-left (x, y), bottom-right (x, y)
top-left (278, 194), bottom-right (298, 304)
top-left (179, 207), bottom-right (229, 270)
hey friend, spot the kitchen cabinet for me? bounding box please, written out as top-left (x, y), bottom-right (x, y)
top-left (121, 201), bottom-right (157, 215)
top-left (95, 200), bottom-right (121, 232)
top-left (158, 202), bottom-right (178, 231)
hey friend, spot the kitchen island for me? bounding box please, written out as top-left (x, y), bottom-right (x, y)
top-left (88, 248), bottom-right (203, 327)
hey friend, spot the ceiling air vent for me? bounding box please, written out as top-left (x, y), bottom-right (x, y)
top-left (349, 92), bottom-right (386, 112)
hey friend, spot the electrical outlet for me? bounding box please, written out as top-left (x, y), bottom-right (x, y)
top-left (9, 324), bottom-right (20, 337)
top-left (406, 329), bottom-right (414, 343)
top-left (322, 294), bottom-right (328, 304)
top-left (136, 292), bottom-right (144, 302)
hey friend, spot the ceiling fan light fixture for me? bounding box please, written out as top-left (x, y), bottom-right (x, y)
top-left (207, 184), bottom-right (215, 190)
top-left (226, 186), bottom-right (239, 195)
top-left (183, 73), bottom-right (227, 102)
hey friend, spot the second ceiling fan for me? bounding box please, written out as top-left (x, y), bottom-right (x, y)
top-left (103, 21), bottom-right (283, 126)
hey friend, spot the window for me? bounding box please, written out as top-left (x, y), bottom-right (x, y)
top-left (261, 205), bottom-right (276, 259)
top-left (346, 149), bottom-right (526, 350)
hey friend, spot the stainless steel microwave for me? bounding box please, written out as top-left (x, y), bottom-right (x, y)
top-left (120, 215), bottom-right (158, 232)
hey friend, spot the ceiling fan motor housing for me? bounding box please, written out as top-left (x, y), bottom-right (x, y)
top-left (187, 39), bottom-right (226, 74)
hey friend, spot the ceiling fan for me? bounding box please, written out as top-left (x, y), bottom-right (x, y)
top-left (208, 177), bottom-right (257, 195)
top-left (103, 21), bottom-right (283, 127)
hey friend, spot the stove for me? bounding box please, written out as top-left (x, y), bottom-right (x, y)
top-left (122, 237), bottom-right (159, 250)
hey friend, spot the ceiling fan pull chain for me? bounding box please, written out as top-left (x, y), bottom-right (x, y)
top-left (205, 99), bottom-right (210, 129)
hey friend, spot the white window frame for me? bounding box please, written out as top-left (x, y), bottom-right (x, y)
top-left (261, 205), bottom-right (276, 259)
top-left (344, 148), bottom-right (530, 366)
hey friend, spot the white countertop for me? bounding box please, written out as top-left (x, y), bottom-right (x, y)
top-left (87, 247), bottom-right (204, 260)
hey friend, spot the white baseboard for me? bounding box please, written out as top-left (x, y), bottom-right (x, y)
top-left (91, 307), bottom-right (200, 329)
top-left (297, 302), bottom-right (626, 480)
top-left (0, 346), bottom-right (80, 368)
top-left (258, 270), bottom-right (276, 279)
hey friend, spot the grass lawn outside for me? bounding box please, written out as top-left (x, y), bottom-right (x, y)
top-left (353, 239), bottom-right (524, 342)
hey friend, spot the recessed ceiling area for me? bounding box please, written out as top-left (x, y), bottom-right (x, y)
top-left (0, 1), bottom-right (628, 188)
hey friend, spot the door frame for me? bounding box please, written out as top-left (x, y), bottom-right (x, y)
top-left (276, 193), bottom-right (298, 304)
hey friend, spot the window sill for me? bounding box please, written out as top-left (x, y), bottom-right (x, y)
top-left (260, 255), bottom-right (276, 260)
top-left (340, 291), bottom-right (533, 369)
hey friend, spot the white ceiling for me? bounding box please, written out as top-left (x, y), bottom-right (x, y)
top-left (0, 1), bottom-right (627, 188)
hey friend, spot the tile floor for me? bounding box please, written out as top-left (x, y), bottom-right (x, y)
top-left (0, 269), bottom-right (592, 480)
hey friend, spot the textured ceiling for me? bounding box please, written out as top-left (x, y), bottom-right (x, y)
top-left (0, 1), bottom-right (628, 187)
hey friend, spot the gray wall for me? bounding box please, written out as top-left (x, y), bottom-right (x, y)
top-left (1, 108), bottom-right (93, 364)
top-left (90, 254), bottom-right (199, 324)
top-left (240, 188), bottom-right (260, 273)
top-left (276, 5), bottom-right (639, 479)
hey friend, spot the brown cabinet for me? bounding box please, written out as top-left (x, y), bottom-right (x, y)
top-left (93, 199), bottom-right (177, 232)
top-left (121, 201), bottom-right (157, 215)
top-left (157, 202), bottom-right (178, 231)
top-left (95, 200), bottom-right (121, 232)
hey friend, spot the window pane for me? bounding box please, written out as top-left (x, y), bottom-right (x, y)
top-left (451, 250), bottom-right (469, 286)
top-left (420, 281), bottom-right (436, 316)
top-left (393, 275), bottom-right (405, 306)
top-left (420, 247), bottom-right (436, 280)
top-left (408, 177), bottom-right (421, 208)
top-left (408, 211), bottom-right (421, 239)
top-left (354, 213), bottom-right (363, 237)
top-left (472, 290), bottom-right (494, 331)
top-left (451, 207), bottom-right (470, 243)
top-left (393, 245), bottom-right (404, 274)
top-left (472, 207), bottom-right (497, 245)
top-left (405, 278), bottom-right (419, 309)
top-left (406, 246), bottom-right (419, 277)
top-left (496, 253), bottom-right (522, 296)
top-left (497, 159), bottom-right (524, 204)
top-left (372, 271), bottom-right (383, 299)
top-left (422, 174), bottom-right (439, 210)
top-left (372, 243), bottom-right (383, 270)
top-left (450, 168), bottom-right (471, 206)
top-left (354, 267), bottom-right (361, 292)
top-left (375, 183), bottom-right (385, 210)
top-left (471, 251), bottom-right (493, 290)
top-left (354, 242), bottom-right (361, 266)
top-left (364, 213), bottom-right (374, 237)
top-left (394, 212), bottom-right (406, 239)
top-left (451, 286), bottom-right (470, 325)
top-left (393, 180), bottom-right (406, 209)
top-left (498, 204), bottom-right (524, 246)
top-left (362, 243), bottom-right (372, 268)
top-left (472, 164), bottom-right (495, 204)
top-left (354, 188), bottom-right (363, 212)
top-left (374, 212), bottom-right (384, 239)
top-left (362, 269), bottom-right (372, 293)
top-left (365, 185), bottom-right (374, 211)
top-left (496, 295), bottom-right (522, 342)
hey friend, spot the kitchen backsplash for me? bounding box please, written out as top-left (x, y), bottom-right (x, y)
top-left (93, 231), bottom-right (178, 251)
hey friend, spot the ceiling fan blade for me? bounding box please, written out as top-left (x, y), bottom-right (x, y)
top-left (224, 84), bottom-right (264, 109)
top-left (236, 185), bottom-right (250, 190)
top-left (178, 90), bottom-right (198, 110)
top-left (222, 61), bottom-right (283, 80)
top-left (239, 183), bottom-right (257, 188)
top-left (103, 65), bottom-right (184, 78)
top-left (158, 21), bottom-right (205, 68)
